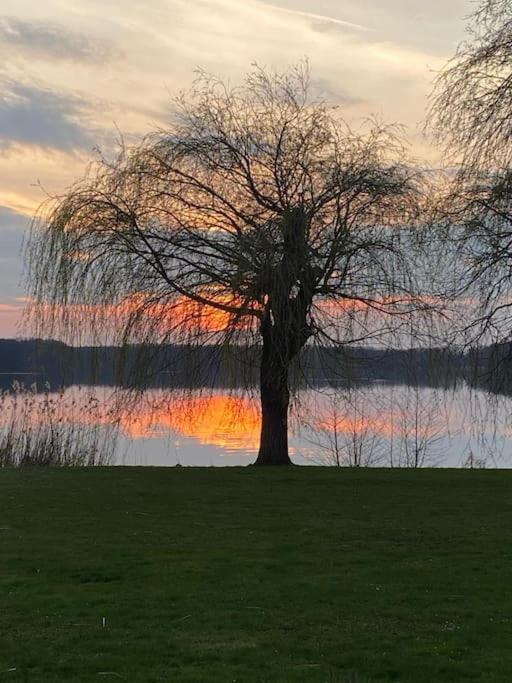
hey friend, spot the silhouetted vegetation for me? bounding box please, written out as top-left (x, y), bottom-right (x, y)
top-left (430, 1), bottom-right (512, 348)
top-left (0, 382), bottom-right (116, 467)
top-left (0, 338), bottom-right (468, 390)
top-left (26, 63), bottom-right (438, 465)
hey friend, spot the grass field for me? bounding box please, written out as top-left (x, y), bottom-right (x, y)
top-left (1, 467), bottom-right (512, 681)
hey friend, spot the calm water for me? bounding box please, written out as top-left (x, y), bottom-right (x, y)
top-left (20, 382), bottom-right (508, 468)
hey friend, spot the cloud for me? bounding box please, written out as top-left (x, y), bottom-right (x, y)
top-left (0, 0), bottom-right (472, 337)
top-left (0, 80), bottom-right (95, 152)
top-left (0, 16), bottom-right (114, 63)
top-left (258, 0), bottom-right (469, 54)
top-left (310, 77), bottom-right (365, 107)
top-left (254, 2), bottom-right (372, 33)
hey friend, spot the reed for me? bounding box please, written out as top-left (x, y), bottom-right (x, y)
top-left (0, 382), bottom-right (117, 467)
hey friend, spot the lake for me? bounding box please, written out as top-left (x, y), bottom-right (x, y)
top-left (3, 381), bottom-right (507, 467)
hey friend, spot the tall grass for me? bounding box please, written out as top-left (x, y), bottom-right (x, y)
top-left (0, 383), bottom-right (118, 467)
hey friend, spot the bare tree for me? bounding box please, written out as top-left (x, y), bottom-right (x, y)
top-left (393, 385), bottom-right (445, 468)
top-left (27, 63), bottom-right (427, 466)
top-left (301, 386), bottom-right (383, 467)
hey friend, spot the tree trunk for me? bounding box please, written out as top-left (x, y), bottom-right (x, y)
top-left (254, 334), bottom-right (292, 466)
top-left (253, 208), bottom-right (314, 466)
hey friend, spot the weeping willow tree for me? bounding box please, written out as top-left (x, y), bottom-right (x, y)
top-left (429, 1), bottom-right (512, 348)
top-left (27, 63), bottom-right (430, 466)
top-left (430, 0), bottom-right (512, 170)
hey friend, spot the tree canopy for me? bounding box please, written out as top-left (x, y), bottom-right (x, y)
top-left (430, 0), bottom-right (512, 170)
top-left (430, 1), bottom-right (512, 346)
top-left (28, 63), bottom-right (430, 465)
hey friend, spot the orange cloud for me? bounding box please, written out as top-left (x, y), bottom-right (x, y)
top-left (28, 288), bottom-right (433, 342)
top-left (28, 289), bottom-right (259, 339)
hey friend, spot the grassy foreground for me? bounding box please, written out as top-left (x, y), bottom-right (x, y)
top-left (1, 468), bottom-right (512, 682)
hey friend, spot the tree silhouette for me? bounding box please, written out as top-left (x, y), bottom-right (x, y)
top-left (430, 0), bottom-right (512, 170)
top-left (430, 1), bottom-right (512, 345)
top-left (27, 63), bottom-right (426, 465)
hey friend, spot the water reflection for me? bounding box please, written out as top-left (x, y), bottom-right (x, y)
top-left (1, 382), bottom-right (511, 467)
top-left (116, 393), bottom-right (261, 451)
top-left (301, 385), bottom-right (454, 467)
top-left (304, 384), bottom-right (511, 468)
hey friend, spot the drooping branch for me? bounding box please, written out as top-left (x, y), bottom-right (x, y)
top-left (26, 62), bottom-right (432, 376)
top-left (429, 0), bottom-right (512, 170)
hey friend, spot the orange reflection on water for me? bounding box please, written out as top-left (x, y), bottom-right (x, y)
top-left (118, 392), bottom-right (261, 452)
top-left (0, 388), bottom-right (262, 454)
top-left (0, 385), bottom-right (461, 460)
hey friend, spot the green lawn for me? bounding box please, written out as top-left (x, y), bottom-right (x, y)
top-left (1, 467), bottom-right (512, 681)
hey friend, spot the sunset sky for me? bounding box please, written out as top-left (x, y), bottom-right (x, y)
top-left (0, 0), bottom-right (472, 337)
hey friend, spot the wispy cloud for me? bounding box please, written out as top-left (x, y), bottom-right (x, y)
top-left (0, 80), bottom-right (95, 153)
top-left (255, 1), bottom-right (372, 33)
top-left (0, 16), bottom-right (115, 62)
top-left (0, 0), bottom-right (471, 336)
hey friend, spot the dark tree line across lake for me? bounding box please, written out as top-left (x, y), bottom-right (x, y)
top-left (0, 338), bottom-right (510, 396)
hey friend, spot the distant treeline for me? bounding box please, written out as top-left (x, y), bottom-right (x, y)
top-left (2, 338), bottom-right (507, 394)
